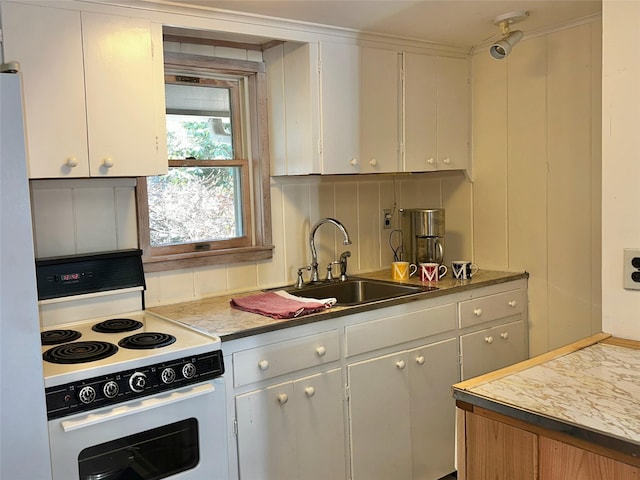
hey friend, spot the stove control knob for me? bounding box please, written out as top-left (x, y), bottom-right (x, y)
top-left (182, 362), bottom-right (196, 379)
top-left (129, 372), bottom-right (147, 393)
top-left (161, 367), bottom-right (176, 384)
top-left (78, 386), bottom-right (96, 404)
top-left (103, 381), bottom-right (119, 399)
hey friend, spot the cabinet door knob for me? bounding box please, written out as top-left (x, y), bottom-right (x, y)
top-left (473, 308), bottom-right (483, 316)
top-left (442, 157), bottom-right (451, 165)
top-left (316, 346), bottom-right (326, 357)
top-left (277, 393), bottom-right (288, 405)
top-left (396, 360), bottom-right (406, 369)
top-left (349, 158), bottom-right (358, 166)
top-left (258, 360), bottom-right (269, 371)
top-left (426, 157), bottom-right (435, 165)
top-left (65, 157), bottom-right (78, 168)
top-left (305, 386), bottom-right (316, 397)
top-left (508, 300), bottom-right (517, 307)
top-left (484, 336), bottom-right (494, 344)
top-left (500, 332), bottom-right (509, 339)
top-left (416, 355), bottom-right (425, 365)
top-left (369, 158), bottom-right (377, 166)
top-left (102, 157), bottom-right (114, 168)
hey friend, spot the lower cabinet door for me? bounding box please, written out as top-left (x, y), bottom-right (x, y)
top-left (293, 369), bottom-right (347, 480)
top-left (348, 351), bottom-right (412, 480)
top-left (408, 338), bottom-right (459, 479)
top-left (236, 382), bottom-right (296, 480)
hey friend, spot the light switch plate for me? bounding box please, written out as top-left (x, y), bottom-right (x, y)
top-left (623, 248), bottom-right (640, 290)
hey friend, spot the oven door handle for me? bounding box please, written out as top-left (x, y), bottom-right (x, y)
top-left (60, 383), bottom-right (215, 433)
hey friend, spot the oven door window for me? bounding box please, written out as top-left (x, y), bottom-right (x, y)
top-left (77, 418), bottom-right (199, 480)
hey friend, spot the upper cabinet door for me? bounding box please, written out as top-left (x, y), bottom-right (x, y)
top-left (404, 53), bottom-right (469, 172)
top-left (1, 4), bottom-right (167, 178)
top-left (319, 41), bottom-right (361, 174)
top-left (360, 47), bottom-right (401, 173)
top-left (436, 56), bottom-right (469, 171)
top-left (1, 3), bottom-right (89, 177)
top-left (82, 12), bottom-right (165, 177)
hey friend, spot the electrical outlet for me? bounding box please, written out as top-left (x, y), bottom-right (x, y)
top-left (383, 209), bottom-right (392, 229)
top-left (623, 249), bottom-right (640, 290)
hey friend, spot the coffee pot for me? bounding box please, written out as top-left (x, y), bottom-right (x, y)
top-left (400, 208), bottom-right (445, 265)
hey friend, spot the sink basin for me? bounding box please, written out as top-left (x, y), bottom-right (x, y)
top-left (285, 278), bottom-right (436, 306)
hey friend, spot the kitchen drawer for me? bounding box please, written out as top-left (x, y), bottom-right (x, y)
top-left (460, 320), bottom-right (527, 380)
top-left (233, 330), bottom-right (339, 387)
top-left (345, 303), bottom-right (456, 357)
top-left (458, 288), bottom-right (526, 329)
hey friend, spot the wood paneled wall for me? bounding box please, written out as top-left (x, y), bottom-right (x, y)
top-left (471, 21), bottom-right (602, 355)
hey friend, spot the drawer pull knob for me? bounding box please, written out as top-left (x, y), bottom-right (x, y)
top-left (474, 308), bottom-right (483, 316)
top-left (316, 346), bottom-right (326, 357)
top-left (305, 386), bottom-right (316, 397)
top-left (508, 300), bottom-right (517, 307)
top-left (416, 355), bottom-right (425, 365)
top-left (484, 336), bottom-right (494, 344)
top-left (350, 158), bottom-right (358, 166)
top-left (258, 360), bottom-right (269, 371)
top-left (277, 393), bottom-right (288, 405)
top-left (102, 157), bottom-right (114, 168)
top-left (501, 332), bottom-right (509, 339)
top-left (396, 360), bottom-right (406, 369)
top-left (65, 157), bottom-right (78, 168)
top-left (442, 157), bottom-right (451, 165)
top-left (369, 158), bottom-right (377, 166)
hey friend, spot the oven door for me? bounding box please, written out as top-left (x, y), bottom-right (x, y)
top-left (48, 378), bottom-right (228, 480)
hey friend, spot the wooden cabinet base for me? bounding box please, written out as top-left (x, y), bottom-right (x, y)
top-left (457, 406), bottom-right (640, 480)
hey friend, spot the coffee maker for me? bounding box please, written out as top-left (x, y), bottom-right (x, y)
top-left (400, 208), bottom-right (445, 265)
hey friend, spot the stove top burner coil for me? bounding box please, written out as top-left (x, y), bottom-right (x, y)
top-left (92, 318), bottom-right (144, 333)
top-left (41, 329), bottom-right (82, 345)
top-left (118, 332), bottom-right (176, 350)
top-left (43, 341), bottom-right (118, 364)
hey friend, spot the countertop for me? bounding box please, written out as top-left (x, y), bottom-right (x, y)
top-left (148, 269), bottom-right (527, 341)
top-left (453, 334), bottom-right (640, 460)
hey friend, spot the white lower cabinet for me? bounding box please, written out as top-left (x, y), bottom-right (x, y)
top-left (348, 338), bottom-right (458, 480)
top-left (235, 368), bottom-right (346, 480)
top-left (226, 279), bottom-right (528, 480)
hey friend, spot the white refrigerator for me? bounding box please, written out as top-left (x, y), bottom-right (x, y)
top-left (0, 70), bottom-right (52, 478)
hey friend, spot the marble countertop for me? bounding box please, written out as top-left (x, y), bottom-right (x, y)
top-left (148, 269), bottom-right (527, 341)
top-left (453, 335), bottom-right (640, 459)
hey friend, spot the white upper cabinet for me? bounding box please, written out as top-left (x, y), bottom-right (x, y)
top-left (318, 42), bottom-right (361, 174)
top-left (1, 3), bottom-right (167, 178)
top-left (360, 47), bottom-right (401, 173)
top-left (264, 42), bottom-right (321, 175)
top-left (404, 53), bottom-right (469, 172)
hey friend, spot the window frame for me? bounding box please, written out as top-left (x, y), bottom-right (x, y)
top-left (137, 51), bottom-right (273, 272)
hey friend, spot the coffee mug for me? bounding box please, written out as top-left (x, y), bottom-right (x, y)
top-left (419, 262), bottom-right (447, 282)
top-left (391, 261), bottom-right (417, 281)
top-left (452, 261), bottom-right (479, 280)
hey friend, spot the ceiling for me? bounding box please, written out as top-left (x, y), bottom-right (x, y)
top-left (163, 0), bottom-right (601, 48)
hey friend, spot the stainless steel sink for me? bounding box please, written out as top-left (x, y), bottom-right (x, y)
top-left (285, 278), bottom-right (437, 306)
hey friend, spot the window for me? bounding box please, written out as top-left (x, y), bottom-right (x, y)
top-left (137, 51), bottom-right (273, 272)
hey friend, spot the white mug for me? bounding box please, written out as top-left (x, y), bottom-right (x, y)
top-left (419, 262), bottom-right (447, 282)
top-left (391, 261), bottom-right (417, 281)
top-left (452, 261), bottom-right (479, 280)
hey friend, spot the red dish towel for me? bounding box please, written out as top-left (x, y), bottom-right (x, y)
top-left (230, 290), bottom-right (336, 319)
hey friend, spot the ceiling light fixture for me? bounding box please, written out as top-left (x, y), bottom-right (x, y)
top-left (490, 10), bottom-right (529, 60)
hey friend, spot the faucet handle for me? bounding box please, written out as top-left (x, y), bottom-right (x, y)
top-left (296, 266), bottom-right (311, 288)
top-left (326, 261), bottom-right (341, 281)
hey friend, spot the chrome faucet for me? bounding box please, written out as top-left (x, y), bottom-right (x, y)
top-left (309, 218), bottom-right (352, 282)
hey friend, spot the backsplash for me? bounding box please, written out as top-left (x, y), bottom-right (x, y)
top-left (29, 172), bottom-right (471, 306)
